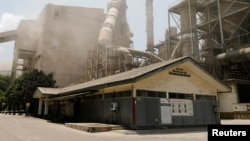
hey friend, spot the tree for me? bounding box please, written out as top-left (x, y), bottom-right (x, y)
top-left (5, 69), bottom-right (56, 110)
top-left (0, 75), bottom-right (11, 110)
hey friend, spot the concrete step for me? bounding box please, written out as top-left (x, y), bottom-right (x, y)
top-left (65, 123), bottom-right (125, 133)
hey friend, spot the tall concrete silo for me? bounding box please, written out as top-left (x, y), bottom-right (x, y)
top-left (13, 4), bottom-right (106, 87)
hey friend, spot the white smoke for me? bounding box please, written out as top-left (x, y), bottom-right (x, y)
top-left (0, 13), bottom-right (25, 32)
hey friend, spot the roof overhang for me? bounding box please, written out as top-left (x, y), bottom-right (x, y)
top-left (33, 87), bottom-right (98, 101)
top-left (33, 87), bottom-right (61, 99)
top-left (182, 61), bottom-right (231, 93)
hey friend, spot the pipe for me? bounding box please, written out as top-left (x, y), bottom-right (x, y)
top-left (127, 47), bottom-right (164, 62)
top-left (146, 0), bottom-right (154, 53)
top-left (116, 46), bottom-right (164, 62)
top-left (171, 41), bottom-right (182, 59)
top-left (98, 0), bottom-right (122, 45)
top-left (217, 0), bottom-right (225, 49)
top-left (216, 47), bottom-right (250, 64)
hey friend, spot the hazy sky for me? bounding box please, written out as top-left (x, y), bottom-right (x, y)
top-left (0, 0), bottom-right (176, 72)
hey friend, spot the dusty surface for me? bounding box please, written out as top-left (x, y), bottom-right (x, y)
top-left (0, 114), bottom-right (249, 141)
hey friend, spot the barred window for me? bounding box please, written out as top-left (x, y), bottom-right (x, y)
top-left (196, 95), bottom-right (216, 101)
top-left (137, 90), bottom-right (166, 98)
top-left (169, 92), bottom-right (194, 100)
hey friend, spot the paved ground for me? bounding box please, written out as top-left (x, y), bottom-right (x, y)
top-left (0, 114), bottom-right (250, 141)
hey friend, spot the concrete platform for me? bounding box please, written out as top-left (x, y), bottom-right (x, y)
top-left (65, 123), bottom-right (125, 133)
top-left (65, 122), bottom-right (207, 134)
top-left (113, 126), bottom-right (207, 135)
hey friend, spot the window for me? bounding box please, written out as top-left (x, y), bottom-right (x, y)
top-left (148, 91), bottom-right (157, 97)
top-left (169, 92), bottom-right (194, 100)
top-left (136, 90), bottom-right (166, 98)
top-left (158, 92), bottom-right (166, 98)
top-left (169, 93), bottom-right (178, 99)
top-left (137, 90), bottom-right (147, 97)
top-left (123, 91), bottom-right (132, 97)
top-left (196, 95), bottom-right (216, 101)
top-left (104, 91), bottom-right (132, 99)
top-left (116, 92), bottom-right (123, 98)
top-left (104, 93), bottom-right (112, 99)
top-left (93, 94), bottom-right (102, 100)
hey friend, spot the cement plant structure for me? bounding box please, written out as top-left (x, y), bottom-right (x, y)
top-left (0, 0), bottom-right (250, 128)
top-left (156, 0), bottom-right (250, 119)
top-left (164, 0), bottom-right (250, 75)
top-left (86, 0), bottom-right (250, 119)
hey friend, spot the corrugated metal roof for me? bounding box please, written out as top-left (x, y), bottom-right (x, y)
top-left (61, 56), bottom-right (187, 94)
top-left (34, 56), bottom-right (231, 98)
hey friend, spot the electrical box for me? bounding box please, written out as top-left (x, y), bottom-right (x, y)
top-left (110, 102), bottom-right (118, 111)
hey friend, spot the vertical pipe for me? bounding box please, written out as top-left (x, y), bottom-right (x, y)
top-left (98, 0), bottom-right (122, 45)
top-left (96, 47), bottom-right (99, 79)
top-left (167, 9), bottom-right (171, 60)
top-left (118, 51), bottom-right (121, 71)
top-left (217, 0), bottom-right (224, 49)
top-left (146, 0), bottom-right (154, 53)
top-left (105, 47), bottom-right (108, 76)
top-left (188, 0), bottom-right (194, 58)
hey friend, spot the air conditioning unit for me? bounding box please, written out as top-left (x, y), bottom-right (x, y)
top-left (110, 102), bottom-right (118, 111)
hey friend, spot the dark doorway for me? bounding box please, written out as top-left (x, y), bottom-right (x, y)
top-left (237, 83), bottom-right (250, 103)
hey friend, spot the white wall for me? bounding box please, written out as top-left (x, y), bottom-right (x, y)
top-left (134, 65), bottom-right (218, 96)
top-left (218, 80), bottom-right (238, 112)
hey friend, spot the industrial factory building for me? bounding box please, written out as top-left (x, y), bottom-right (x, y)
top-left (156, 0), bottom-right (250, 119)
top-left (11, 4), bottom-right (107, 87)
top-left (1, 0), bottom-right (250, 128)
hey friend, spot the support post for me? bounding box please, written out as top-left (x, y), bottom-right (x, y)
top-left (38, 98), bottom-right (43, 116)
top-left (44, 97), bottom-right (49, 118)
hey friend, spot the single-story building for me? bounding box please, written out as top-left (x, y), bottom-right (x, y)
top-left (33, 56), bottom-right (231, 129)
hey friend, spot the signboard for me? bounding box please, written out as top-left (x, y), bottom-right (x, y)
top-left (169, 99), bottom-right (193, 116)
top-left (160, 98), bottom-right (172, 124)
top-left (233, 103), bottom-right (247, 111)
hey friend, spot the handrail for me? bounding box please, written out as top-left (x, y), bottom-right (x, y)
top-left (224, 73), bottom-right (250, 81)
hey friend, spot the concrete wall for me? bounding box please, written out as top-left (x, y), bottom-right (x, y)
top-left (219, 80), bottom-right (238, 112)
top-left (15, 4), bottom-right (106, 87)
top-left (13, 20), bottom-right (41, 77)
top-left (16, 20), bottom-right (41, 54)
top-left (37, 4), bottom-right (105, 87)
